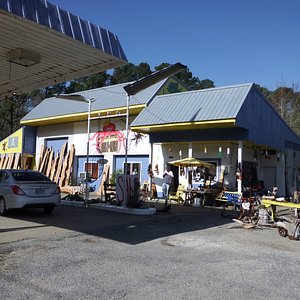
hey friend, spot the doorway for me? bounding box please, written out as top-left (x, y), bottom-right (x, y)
top-left (263, 166), bottom-right (276, 192)
top-left (169, 164), bottom-right (179, 193)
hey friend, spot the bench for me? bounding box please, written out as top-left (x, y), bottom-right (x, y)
top-left (215, 191), bottom-right (242, 209)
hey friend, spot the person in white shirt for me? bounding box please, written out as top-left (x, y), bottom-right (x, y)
top-left (162, 166), bottom-right (174, 198)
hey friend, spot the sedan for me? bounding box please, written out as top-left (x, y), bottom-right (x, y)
top-left (0, 169), bottom-right (61, 215)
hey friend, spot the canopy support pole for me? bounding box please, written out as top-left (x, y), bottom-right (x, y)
top-left (237, 140), bottom-right (243, 193)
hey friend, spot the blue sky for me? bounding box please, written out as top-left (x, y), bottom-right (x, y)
top-left (50, 0), bottom-right (300, 91)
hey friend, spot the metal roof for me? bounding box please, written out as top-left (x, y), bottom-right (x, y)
top-left (131, 83), bottom-right (253, 127)
top-left (0, 0), bottom-right (127, 98)
top-left (80, 78), bottom-right (168, 110)
top-left (131, 83), bottom-right (300, 149)
top-left (21, 78), bottom-right (168, 125)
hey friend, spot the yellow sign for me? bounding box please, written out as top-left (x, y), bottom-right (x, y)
top-left (0, 128), bottom-right (23, 154)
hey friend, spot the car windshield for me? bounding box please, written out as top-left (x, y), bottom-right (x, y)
top-left (12, 171), bottom-right (51, 182)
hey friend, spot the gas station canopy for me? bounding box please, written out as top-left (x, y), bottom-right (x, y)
top-left (0, 0), bottom-right (128, 98)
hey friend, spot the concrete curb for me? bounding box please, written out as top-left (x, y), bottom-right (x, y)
top-left (61, 200), bottom-right (156, 215)
top-left (61, 200), bottom-right (85, 208)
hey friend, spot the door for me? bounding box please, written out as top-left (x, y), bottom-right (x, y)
top-left (263, 166), bottom-right (276, 192)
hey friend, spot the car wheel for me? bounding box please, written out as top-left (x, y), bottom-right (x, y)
top-left (0, 197), bottom-right (7, 216)
top-left (43, 205), bottom-right (55, 214)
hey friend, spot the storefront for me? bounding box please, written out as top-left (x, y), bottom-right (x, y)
top-left (19, 78), bottom-right (186, 189)
top-left (131, 83), bottom-right (300, 197)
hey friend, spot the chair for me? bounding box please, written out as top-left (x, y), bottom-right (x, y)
top-left (104, 183), bottom-right (116, 203)
top-left (168, 184), bottom-right (186, 204)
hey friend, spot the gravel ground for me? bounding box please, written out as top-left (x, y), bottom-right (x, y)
top-left (0, 206), bottom-right (299, 300)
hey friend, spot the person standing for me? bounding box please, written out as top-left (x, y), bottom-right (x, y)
top-left (162, 166), bottom-right (174, 198)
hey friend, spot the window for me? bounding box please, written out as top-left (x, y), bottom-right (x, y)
top-left (101, 135), bottom-right (118, 152)
top-left (84, 162), bottom-right (99, 179)
top-left (45, 137), bottom-right (68, 154)
top-left (123, 163), bottom-right (141, 176)
top-left (12, 171), bottom-right (50, 182)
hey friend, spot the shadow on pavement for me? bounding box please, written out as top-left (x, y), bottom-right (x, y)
top-left (1, 204), bottom-right (232, 245)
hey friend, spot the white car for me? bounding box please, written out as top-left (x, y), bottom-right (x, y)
top-left (0, 169), bottom-right (61, 215)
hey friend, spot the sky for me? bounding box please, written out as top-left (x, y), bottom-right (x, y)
top-left (49, 0), bottom-right (300, 91)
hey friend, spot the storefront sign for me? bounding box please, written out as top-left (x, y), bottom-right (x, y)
top-left (0, 128), bottom-right (23, 154)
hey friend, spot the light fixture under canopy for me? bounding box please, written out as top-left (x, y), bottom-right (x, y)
top-left (7, 48), bottom-right (41, 67)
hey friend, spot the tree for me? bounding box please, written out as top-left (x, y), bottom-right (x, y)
top-left (0, 83), bottom-right (68, 140)
top-left (111, 63), bottom-right (137, 84)
top-left (268, 84), bottom-right (300, 135)
top-left (0, 61), bottom-right (218, 141)
top-left (192, 78), bottom-right (215, 90)
top-left (111, 62), bottom-right (152, 84)
top-left (65, 72), bottom-right (110, 93)
top-left (135, 62), bottom-right (152, 79)
top-left (155, 63), bottom-right (214, 90)
top-left (0, 94), bottom-right (29, 139)
top-left (255, 82), bottom-right (300, 136)
top-left (254, 83), bottom-right (272, 99)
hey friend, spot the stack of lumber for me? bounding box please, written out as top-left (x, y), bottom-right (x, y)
top-left (0, 144), bottom-right (111, 198)
top-left (36, 142), bottom-right (75, 187)
top-left (0, 153), bottom-right (21, 169)
top-left (0, 143), bottom-right (76, 189)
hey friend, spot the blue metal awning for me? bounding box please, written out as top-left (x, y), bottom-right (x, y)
top-left (0, 0), bottom-right (128, 97)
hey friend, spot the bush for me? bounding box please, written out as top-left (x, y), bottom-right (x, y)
top-left (110, 169), bottom-right (123, 185)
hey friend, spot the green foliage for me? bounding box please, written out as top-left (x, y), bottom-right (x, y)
top-left (111, 62), bottom-right (152, 84)
top-left (65, 72), bottom-right (110, 93)
top-left (110, 169), bottom-right (123, 185)
top-left (195, 79), bottom-right (215, 90)
top-left (0, 94), bottom-right (31, 139)
top-left (111, 63), bottom-right (137, 84)
top-left (269, 85), bottom-right (300, 135)
top-left (254, 84), bottom-right (271, 99)
top-left (8, 60), bottom-right (300, 141)
top-left (255, 83), bottom-right (300, 136)
top-left (135, 62), bottom-right (152, 79)
top-left (155, 63), bottom-right (214, 90)
top-left (0, 83), bottom-right (69, 139)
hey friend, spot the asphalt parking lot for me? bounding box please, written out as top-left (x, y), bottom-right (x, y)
top-left (0, 204), bottom-right (299, 300)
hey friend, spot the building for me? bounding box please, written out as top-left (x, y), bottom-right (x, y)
top-left (19, 77), bottom-right (186, 190)
top-left (3, 81), bottom-right (299, 198)
top-left (131, 83), bottom-right (300, 197)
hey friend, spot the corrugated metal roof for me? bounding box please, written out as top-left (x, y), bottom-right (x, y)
top-left (21, 78), bottom-right (168, 121)
top-left (0, 0), bottom-right (127, 97)
top-left (80, 78), bottom-right (168, 110)
top-left (131, 83), bottom-right (253, 126)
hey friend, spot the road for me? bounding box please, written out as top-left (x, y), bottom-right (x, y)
top-left (0, 205), bottom-right (299, 300)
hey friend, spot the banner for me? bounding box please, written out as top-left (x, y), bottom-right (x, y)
top-left (0, 128), bottom-right (23, 154)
